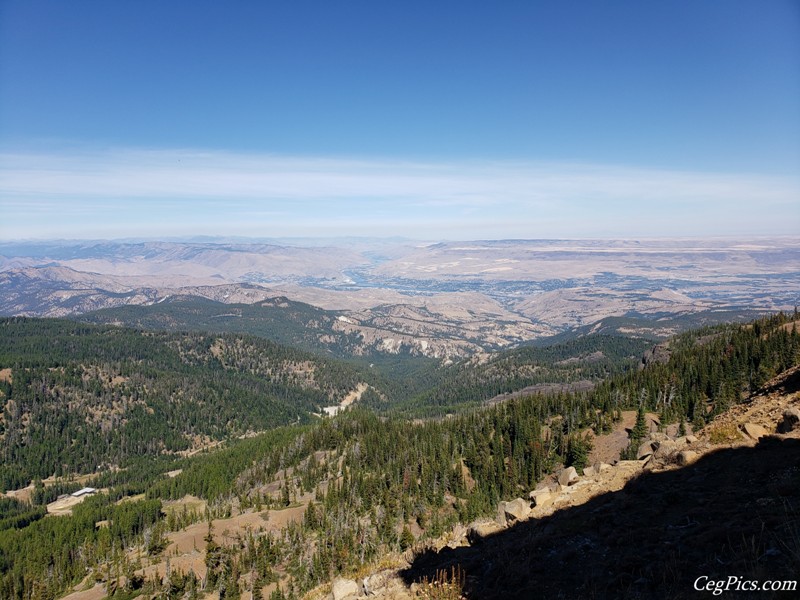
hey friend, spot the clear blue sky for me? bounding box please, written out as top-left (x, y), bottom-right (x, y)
top-left (1, 0), bottom-right (798, 240)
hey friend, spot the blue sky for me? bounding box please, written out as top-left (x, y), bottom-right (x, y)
top-left (1, 0), bottom-right (798, 240)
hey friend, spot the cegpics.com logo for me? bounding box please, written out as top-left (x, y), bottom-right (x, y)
top-left (694, 576), bottom-right (797, 596)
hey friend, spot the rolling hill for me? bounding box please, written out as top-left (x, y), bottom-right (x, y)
top-left (0, 318), bottom-right (373, 488)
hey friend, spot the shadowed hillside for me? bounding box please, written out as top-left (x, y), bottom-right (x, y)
top-left (402, 437), bottom-right (800, 599)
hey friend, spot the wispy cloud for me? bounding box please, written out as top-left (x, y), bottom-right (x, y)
top-left (1, 146), bottom-right (798, 239)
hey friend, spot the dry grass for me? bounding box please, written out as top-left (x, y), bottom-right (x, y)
top-left (707, 422), bottom-right (742, 444)
top-left (416, 566), bottom-right (466, 600)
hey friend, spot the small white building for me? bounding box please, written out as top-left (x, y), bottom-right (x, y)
top-left (71, 487), bottom-right (96, 498)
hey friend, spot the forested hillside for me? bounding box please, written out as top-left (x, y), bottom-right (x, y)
top-left (591, 312), bottom-right (800, 430)
top-left (0, 313), bottom-right (797, 599)
top-left (0, 318), bottom-right (652, 490)
top-left (385, 334), bottom-right (652, 416)
top-left (80, 296), bottom-right (369, 358)
top-left (0, 318), bottom-right (370, 489)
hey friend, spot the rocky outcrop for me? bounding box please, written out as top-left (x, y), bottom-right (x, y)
top-left (636, 441), bottom-right (655, 460)
top-left (356, 365), bottom-right (800, 599)
top-left (677, 450), bottom-right (698, 466)
top-left (331, 578), bottom-right (360, 600)
top-left (778, 407), bottom-right (800, 433)
top-left (639, 343), bottom-right (671, 369)
top-left (468, 520), bottom-right (504, 544)
top-left (653, 439), bottom-right (680, 460)
top-left (529, 488), bottom-right (554, 508)
top-left (558, 466), bottom-right (579, 486)
top-left (742, 422), bottom-right (770, 440)
top-left (502, 498), bottom-right (531, 524)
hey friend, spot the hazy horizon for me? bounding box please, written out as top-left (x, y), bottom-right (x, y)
top-left (2, 2), bottom-right (798, 240)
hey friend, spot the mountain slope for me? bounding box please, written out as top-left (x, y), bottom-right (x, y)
top-left (1, 313), bottom-right (798, 600)
top-left (400, 365), bottom-right (800, 600)
top-left (80, 295), bottom-right (366, 357)
top-left (382, 334), bottom-right (653, 416)
top-left (0, 318), bottom-right (371, 489)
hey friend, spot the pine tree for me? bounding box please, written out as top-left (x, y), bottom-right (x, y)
top-left (632, 405), bottom-right (648, 441)
top-left (399, 525), bottom-right (414, 550)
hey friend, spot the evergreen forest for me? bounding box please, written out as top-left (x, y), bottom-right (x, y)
top-left (0, 312), bottom-right (798, 599)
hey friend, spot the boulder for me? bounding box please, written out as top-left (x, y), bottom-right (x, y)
top-left (777, 407), bottom-right (800, 433)
top-left (676, 450), bottom-right (698, 466)
top-left (446, 524), bottom-right (468, 549)
top-left (332, 577), bottom-right (360, 600)
top-left (598, 462), bottom-right (613, 473)
top-left (529, 489), bottom-right (553, 508)
top-left (503, 497), bottom-right (531, 523)
top-left (654, 440), bottom-right (679, 459)
top-left (616, 460), bottom-right (645, 469)
top-left (583, 465), bottom-right (596, 477)
top-left (685, 435), bottom-right (698, 443)
top-left (637, 441), bottom-right (655, 460)
top-left (362, 572), bottom-right (389, 596)
top-left (374, 579), bottom-right (413, 600)
top-left (742, 422), bottom-right (769, 440)
top-left (558, 466), bottom-right (579, 486)
top-left (467, 520), bottom-right (503, 544)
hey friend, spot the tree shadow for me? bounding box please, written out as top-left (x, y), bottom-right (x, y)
top-left (401, 437), bottom-right (800, 599)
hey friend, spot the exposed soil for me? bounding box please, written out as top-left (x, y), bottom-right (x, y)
top-left (588, 410), bottom-right (635, 465)
top-left (139, 495), bottom-right (309, 586)
top-left (46, 494), bottom-right (86, 516)
top-left (59, 584), bottom-right (107, 600)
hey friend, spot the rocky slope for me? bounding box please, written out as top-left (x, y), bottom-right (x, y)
top-left (329, 365), bottom-right (800, 599)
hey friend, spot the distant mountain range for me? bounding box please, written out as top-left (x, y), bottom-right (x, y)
top-left (1, 238), bottom-right (797, 360)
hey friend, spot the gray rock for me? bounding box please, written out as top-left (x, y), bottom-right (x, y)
top-left (362, 571), bottom-right (390, 596)
top-left (742, 422), bottom-right (769, 440)
top-left (654, 440), bottom-right (679, 459)
top-left (467, 520), bottom-right (503, 544)
top-left (529, 489), bottom-right (553, 508)
top-left (778, 407), bottom-right (800, 433)
top-left (677, 450), bottom-right (698, 466)
top-left (332, 577), bottom-right (360, 600)
top-left (640, 343), bottom-right (671, 369)
top-left (446, 524), bottom-right (469, 549)
top-left (616, 460), bottom-right (645, 469)
top-left (637, 441), bottom-right (655, 460)
top-left (685, 435), bottom-right (698, 443)
top-left (503, 497), bottom-right (531, 523)
top-left (558, 466), bottom-right (579, 486)
top-left (583, 465), bottom-right (596, 477)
